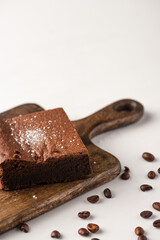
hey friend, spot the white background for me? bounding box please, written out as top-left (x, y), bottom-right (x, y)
top-left (0, 0), bottom-right (160, 239)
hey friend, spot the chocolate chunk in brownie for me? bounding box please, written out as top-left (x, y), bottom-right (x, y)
top-left (0, 108), bottom-right (91, 190)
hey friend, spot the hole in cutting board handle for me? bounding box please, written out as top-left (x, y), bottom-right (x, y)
top-left (113, 101), bottom-right (137, 113)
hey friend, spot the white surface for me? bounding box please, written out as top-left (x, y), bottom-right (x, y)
top-left (0, 0), bottom-right (160, 239)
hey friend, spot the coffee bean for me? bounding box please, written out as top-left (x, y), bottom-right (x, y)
top-left (124, 166), bottom-right (130, 172)
top-left (51, 230), bottom-right (61, 238)
top-left (120, 172), bottom-right (130, 180)
top-left (87, 223), bottom-right (99, 233)
top-left (138, 235), bottom-right (147, 240)
top-left (104, 188), bottom-right (112, 198)
top-left (140, 184), bottom-right (152, 191)
top-left (153, 219), bottom-right (160, 228)
top-left (153, 202), bottom-right (160, 211)
top-left (87, 195), bottom-right (99, 203)
top-left (140, 210), bottom-right (152, 219)
top-left (78, 228), bottom-right (89, 236)
top-left (91, 238), bottom-right (100, 240)
top-left (147, 171), bottom-right (156, 179)
top-left (142, 152), bottom-right (155, 162)
top-left (120, 166), bottom-right (130, 180)
top-left (135, 227), bottom-right (144, 236)
top-left (158, 168), bottom-right (160, 174)
top-left (78, 211), bottom-right (90, 219)
top-left (19, 223), bottom-right (29, 233)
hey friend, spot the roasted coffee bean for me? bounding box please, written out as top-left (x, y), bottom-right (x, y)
top-left (124, 166), bottom-right (130, 172)
top-left (78, 228), bottom-right (89, 236)
top-left (19, 223), bottom-right (29, 233)
top-left (140, 184), bottom-right (152, 191)
top-left (120, 172), bottom-right (130, 180)
top-left (158, 168), bottom-right (160, 174)
top-left (147, 171), bottom-right (156, 179)
top-left (91, 238), bottom-right (100, 240)
top-left (51, 230), bottom-right (61, 238)
top-left (120, 166), bottom-right (130, 180)
top-left (87, 223), bottom-right (99, 233)
top-left (153, 202), bottom-right (160, 211)
top-left (142, 152), bottom-right (155, 162)
top-left (87, 195), bottom-right (99, 203)
top-left (78, 211), bottom-right (90, 219)
top-left (135, 226), bottom-right (144, 236)
top-left (138, 235), bottom-right (147, 240)
top-left (153, 219), bottom-right (160, 228)
top-left (140, 210), bottom-right (152, 219)
top-left (104, 188), bottom-right (112, 198)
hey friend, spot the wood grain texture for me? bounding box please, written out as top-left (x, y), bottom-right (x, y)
top-left (0, 99), bottom-right (144, 234)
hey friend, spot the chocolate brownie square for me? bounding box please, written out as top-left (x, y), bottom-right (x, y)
top-left (0, 108), bottom-right (91, 190)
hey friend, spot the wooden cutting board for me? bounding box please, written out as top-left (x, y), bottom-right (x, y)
top-left (0, 99), bottom-right (144, 234)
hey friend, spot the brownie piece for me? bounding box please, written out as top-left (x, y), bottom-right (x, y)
top-left (0, 108), bottom-right (91, 190)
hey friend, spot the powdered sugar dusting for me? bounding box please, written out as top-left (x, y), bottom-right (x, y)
top-left (10, 127), bottom-right (46, 153)
top-left (22, 129), bottom-right (44, 145)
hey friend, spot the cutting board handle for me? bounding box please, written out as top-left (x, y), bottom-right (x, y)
top-left (73, 99), bottom-right (144, 140)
